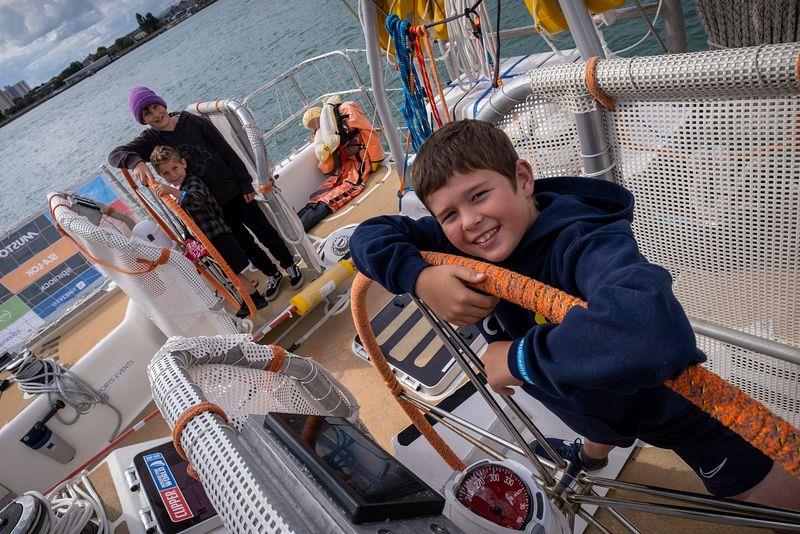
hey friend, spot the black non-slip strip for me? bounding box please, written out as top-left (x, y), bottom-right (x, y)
top-left (386, 328), bottom-right (449, 387)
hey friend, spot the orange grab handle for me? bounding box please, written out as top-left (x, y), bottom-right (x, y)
top-left (419, 252), bottom-right (800, 479)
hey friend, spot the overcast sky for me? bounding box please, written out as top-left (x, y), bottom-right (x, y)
top-left (0, 0), bottom-right (175, 88)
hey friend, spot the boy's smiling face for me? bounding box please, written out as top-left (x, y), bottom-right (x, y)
top-left (427, 160), bottom-right (538, 263)
top-left (141, 103), bottom-right (171, 130)
top-left (155, 158), bottom-right (187, 186)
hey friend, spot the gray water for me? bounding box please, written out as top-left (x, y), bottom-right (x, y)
top-left (0, 0), bottom-right (707, 234)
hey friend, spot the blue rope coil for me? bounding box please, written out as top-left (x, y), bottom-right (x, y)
top-left (386, 14), bottom-right (432, 153)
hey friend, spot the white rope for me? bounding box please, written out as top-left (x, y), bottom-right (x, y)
top-left (443, 0), bottom-right (497, 90)
top-left (11, 351), bottom-right (122, 442)
top-left (26, 471), bottom-right (110, 534)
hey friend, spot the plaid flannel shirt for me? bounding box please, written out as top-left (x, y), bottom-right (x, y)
top-left (178, 175), bottom-right (231, 240)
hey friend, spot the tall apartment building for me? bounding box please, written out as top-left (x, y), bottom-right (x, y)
top-left (0, 80), bottom-right (31, 111)
top-left (4, 81), bottom-right (30, 100)
top-left (0, 91), bottom-right (14, 111)
top-left (13, 80), bottom-right (31, 96)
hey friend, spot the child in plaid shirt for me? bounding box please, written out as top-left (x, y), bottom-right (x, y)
top-left (149, 145), bottom-right (268, 318)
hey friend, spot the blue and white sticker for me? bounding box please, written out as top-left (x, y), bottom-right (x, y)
top-left (144, 453), bottom-right (177, 491)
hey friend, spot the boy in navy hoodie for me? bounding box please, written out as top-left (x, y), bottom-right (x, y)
top-left (350, 120), bottom-right (799, 508)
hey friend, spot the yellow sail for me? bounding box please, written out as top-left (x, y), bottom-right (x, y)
top-left (525, 0), bottom-right (626, 35)
top-left (375, 0), bottom-right (449, 56)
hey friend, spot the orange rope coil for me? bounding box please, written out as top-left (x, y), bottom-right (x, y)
top-left (172, 401), bottom-right (228, 479)
top-left (586, 56), bottom-right (616, 112)
top-left (418, 252), bottom-right (800, 479)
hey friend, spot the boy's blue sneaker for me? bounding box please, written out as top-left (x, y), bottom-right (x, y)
top-left (531, 437), bottom-right (608, 472)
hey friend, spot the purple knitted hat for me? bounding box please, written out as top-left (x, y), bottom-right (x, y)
top-left (128, 86), bottom-right (167, 124)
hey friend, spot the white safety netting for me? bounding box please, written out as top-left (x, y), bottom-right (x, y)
top-left (498, 43), bottom-right (800, 426)
top-left (49, 194), bottom-right (239, 338)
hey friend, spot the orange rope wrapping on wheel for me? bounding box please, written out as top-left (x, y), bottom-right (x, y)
top-left (586, 56), bottom-right (616, 112)
top-left (420, 251), bottom-right (800, 478)
top-left (119, 169), bottom-right (245, 311)
top-left (266, 344), bottom-right (287, 373)
top-left (119, 168), bottom-right (182, 243)
top-left (420, 252), bottom-right (588, 323)
top-left (172, 402), bottom-right (228, 480)
top-left (351, 274), bottom-right (466, 471)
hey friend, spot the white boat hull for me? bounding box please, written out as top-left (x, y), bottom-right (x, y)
top-left (0, 300), bottom-right (167, 494)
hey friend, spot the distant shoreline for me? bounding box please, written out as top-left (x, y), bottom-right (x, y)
top-left (0, 3), bottom-right (215, 129)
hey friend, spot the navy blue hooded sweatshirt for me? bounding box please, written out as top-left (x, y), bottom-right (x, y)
top-left (351, 177), bottom-right (706, 446)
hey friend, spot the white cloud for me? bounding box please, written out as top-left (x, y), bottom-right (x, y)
top-left (0, 0), bottom-right (173, 87)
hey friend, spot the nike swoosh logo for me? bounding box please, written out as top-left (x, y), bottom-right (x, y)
top-left (699, 458), bottom-right (727, 478)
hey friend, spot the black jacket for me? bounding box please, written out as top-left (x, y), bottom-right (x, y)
top-left (108, 111), bottom-right (254, 203)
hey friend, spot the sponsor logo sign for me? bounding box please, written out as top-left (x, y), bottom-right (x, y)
top-left (143, 453), bottom-right (194, 522)
top-left (0, 175), bottom-right (132, 351)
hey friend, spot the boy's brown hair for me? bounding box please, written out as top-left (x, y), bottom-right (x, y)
top-left (413, 119), bottom-right (519, 206)
top-left (150, 145), bottom-right (184, 169)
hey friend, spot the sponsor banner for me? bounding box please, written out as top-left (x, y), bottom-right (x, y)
top-left (0, 215), bottom-right (62, 277)
top-left (31, 268), bottom-right (102, 319)
top-left (1, 238), bottom-right (77, 293)
top-left (143, 453), bottom-right (195, 523)
top-left (0, 306), bottom-right (44, 353)
top-left (17, 255), bottom-right (97, 309)
top-left (0, 173), bottom-right (131, 352)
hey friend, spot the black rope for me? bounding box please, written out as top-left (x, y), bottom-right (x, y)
top-left (424, 0), bottom-right (486, 29)
top-left (491, 0), bottom-right (501, 88)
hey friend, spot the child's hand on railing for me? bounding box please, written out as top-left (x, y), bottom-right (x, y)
top-left (133, 161), bottom-right (156, 185)
top-left (414, 264), bottom-right (499, 326)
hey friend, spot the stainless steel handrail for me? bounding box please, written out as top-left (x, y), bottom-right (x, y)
top-left (243, 49), bottom-right (383, 140)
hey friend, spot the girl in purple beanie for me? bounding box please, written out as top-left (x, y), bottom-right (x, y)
top-left (108, 87), bottom-right (303, 300)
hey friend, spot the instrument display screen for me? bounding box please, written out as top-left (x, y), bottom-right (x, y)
top-left (265, 412), bottom-right (444, 523)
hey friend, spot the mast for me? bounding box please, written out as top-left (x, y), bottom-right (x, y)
top-left (360, 0), bottom-right (406, 167)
